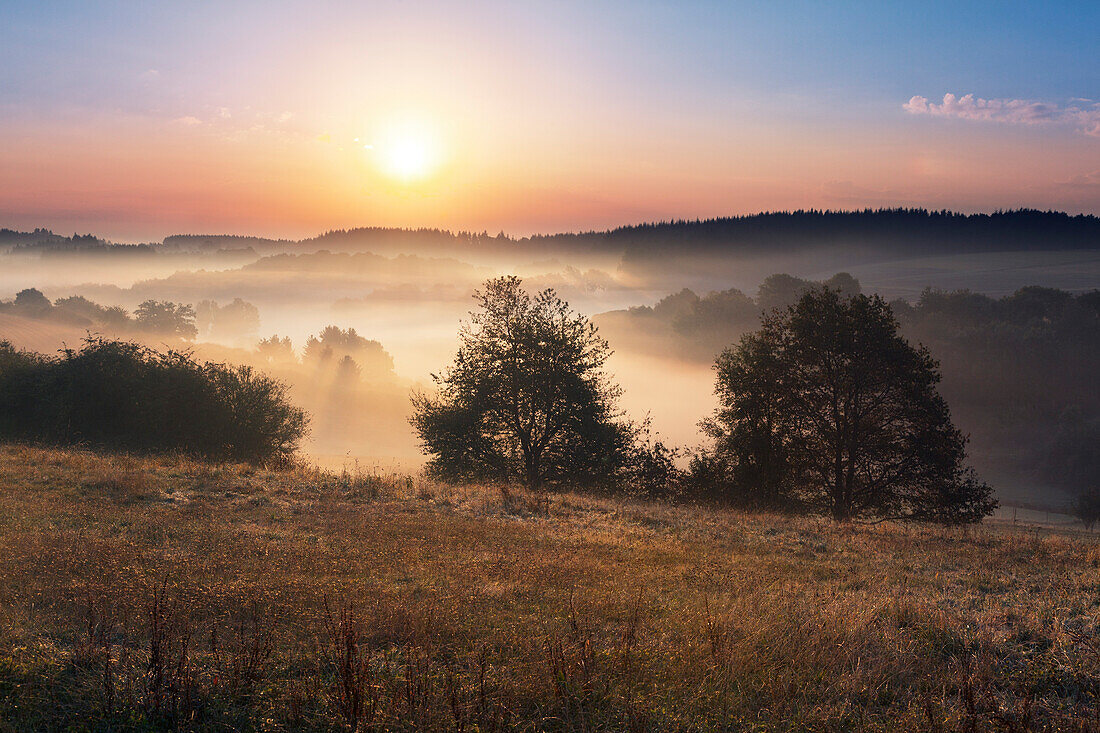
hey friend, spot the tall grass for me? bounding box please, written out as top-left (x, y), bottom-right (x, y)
top-left (1, 444), bottom-right (1098, 730)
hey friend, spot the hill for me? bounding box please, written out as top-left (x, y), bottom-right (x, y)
top-left (540, 208), bottom-right (1100, 256)
top-left (5, 208), bottom-right (1099, 260)
top-left (1, 445), bottom-right (1098, 729)
top-left (0, 312), bottom-right (88, 355)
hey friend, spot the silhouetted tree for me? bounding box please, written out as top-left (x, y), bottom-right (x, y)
top-left (14, 288), bottom-right (51, 311)
top-left (411, 276), bottom-right (631, 490)
top-left (755, 274), bottom-right (816, 313)
top-left (1072, 486), bottom-right (1100, 530)
top-left (702, 287), bottom-right (996, 524)
top-left (700, 324), bottom-right (792, 509)
top-left (134, 300), bottom-right (198, 339)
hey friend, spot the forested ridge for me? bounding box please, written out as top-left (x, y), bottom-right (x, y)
top-left (5, 208), bottom-right (1098, 256)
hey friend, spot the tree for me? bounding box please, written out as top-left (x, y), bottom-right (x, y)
top-left (1071, 486), bottom-right (1100, 531)
top-left (303, 326), bottom-right (394, 378)
top-left (256, 335), bottom-right (297, 364)
top-left (196, 298), bottom-right (261, 341)
top-left (53, 296), bottom-right (132, 328)
top-left (702, 287), bottom-right (996, 523)
top-left (756, 274), bottom-right (815, 313)
top-left (134, 300), bottom-right (198, 339)
top-left (411, 276), bottom-right (631, 489)
top-left (14, 288), bottom-right (52, 312)
top-left (701, 324), bottom-right (792, 509)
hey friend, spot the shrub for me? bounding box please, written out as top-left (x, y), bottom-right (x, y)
top-left (0, 337), bottom-right (307, 464)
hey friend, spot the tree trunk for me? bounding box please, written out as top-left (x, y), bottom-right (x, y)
top-left (832, 451), bottom-right (849, 521)
top-left (524, 451), bottom-right (540, 491)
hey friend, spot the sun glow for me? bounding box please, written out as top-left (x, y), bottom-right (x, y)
top-left (371, 116), bottom-right (443, 183)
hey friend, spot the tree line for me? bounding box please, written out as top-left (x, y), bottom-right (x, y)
top-left (6, 209), bottom-right (1098, 260)
top-left (0, 288), bottom-right (268, 343)
top-left (8, 274), bottom-right (1096, 526)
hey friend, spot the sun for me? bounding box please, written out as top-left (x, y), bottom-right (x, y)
top-left (369, 117), bottom-right (442, 183)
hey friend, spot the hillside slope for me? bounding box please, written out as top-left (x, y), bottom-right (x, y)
top-left (1, 445), bottom-right (1098, 730)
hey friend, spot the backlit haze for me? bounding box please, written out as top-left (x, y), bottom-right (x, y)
top-left (2, 1), bottom-right (1099, 241)
top-left (3, 2), bottom-right (1100, 504)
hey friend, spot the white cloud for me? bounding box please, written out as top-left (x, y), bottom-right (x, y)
top-left (904, 93), bottom-right (1100, 136)
top-left (173, 115), bottom-right (203, 126)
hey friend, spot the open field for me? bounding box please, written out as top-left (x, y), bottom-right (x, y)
top-left (2, 445), bottom-right (1100, 731)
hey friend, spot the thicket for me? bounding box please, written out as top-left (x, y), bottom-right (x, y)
top-left (0, 337), bottom-right (307, 463)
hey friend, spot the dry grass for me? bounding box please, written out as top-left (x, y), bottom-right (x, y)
top-left (0, 444), bottom-right (1099, 730)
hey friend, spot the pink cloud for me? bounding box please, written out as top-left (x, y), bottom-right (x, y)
top-left (905, 93), bottom-right (1100, 136)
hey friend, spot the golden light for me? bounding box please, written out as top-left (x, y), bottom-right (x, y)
top-left (370, 116), bottom-right (443, 183)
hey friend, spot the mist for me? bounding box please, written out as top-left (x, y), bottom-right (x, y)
top-left (3, 211), bottom-right (1099, 506)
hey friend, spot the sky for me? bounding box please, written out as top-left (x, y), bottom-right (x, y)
top-left (1, 0), bottom-right (1098, 241)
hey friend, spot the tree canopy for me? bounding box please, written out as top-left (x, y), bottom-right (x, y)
top-left (134, 300), bottom-right (198, 340)
top-left (701, 288), bottom-right (996, 524)
top-left (412, 276), bottom-right (632, 490)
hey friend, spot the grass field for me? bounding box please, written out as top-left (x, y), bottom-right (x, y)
top-left (1, 444), bottom-right (1099, 731)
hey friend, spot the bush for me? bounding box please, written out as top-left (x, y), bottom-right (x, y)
top-left (0, 337), bottom-right (307, 464)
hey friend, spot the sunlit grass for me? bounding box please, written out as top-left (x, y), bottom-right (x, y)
top-left (0, 444), bottom-right (1098, 730)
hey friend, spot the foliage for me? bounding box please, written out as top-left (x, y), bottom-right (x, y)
top-left (13, 287), bottom-right (51, 311)
top-left (898, 287), bottom-right (1100, 499)
top-left (608, 272), bottom-right (863, 363)
top-left (619, 279), bottom-right (1100, 505)
top-left (412, 276), bottom-right (634, 490)
top-left (134, 299), bottom-right (199, 339)
top-left (621, 416), bottom-right (683, 499)
top-left (255, 334), bottom-right (297, 364)
top-left (53, 295), bottom-right (131, 327)
top-left (196, 297), bottom-right (261, 341)
top-left (700, 288), bottom-right (996, 523)
top-left (0, 337), bottom-right (307, 463)
top-left (1071, 487), bottom-right (1100, 530)
top-left (303, 325), bottom-right (395, 379)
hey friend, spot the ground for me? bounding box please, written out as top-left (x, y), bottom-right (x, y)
top-left (1, 444), bottom-right (1098, 731)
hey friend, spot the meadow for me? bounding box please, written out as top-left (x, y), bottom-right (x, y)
top-left (1, 445), bottom-right (1098, 731)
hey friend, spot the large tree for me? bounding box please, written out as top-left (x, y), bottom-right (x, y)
top-left (703, 287), bottom-right (996, 523)
top-left (411, 276), bottom-right (631, 489)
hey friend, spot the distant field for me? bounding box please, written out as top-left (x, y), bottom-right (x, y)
top-left (2, 445), bottom-right (1099, 730)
